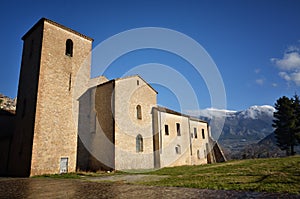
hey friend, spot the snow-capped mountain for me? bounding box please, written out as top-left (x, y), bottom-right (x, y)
top-left (193, 105), bottom-right (274, 120)
top-left (237, 105), bottom-right (275, 120)
top-left (188, 105), bottom-right (276, 159)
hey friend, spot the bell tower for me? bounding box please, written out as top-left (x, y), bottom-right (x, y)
top-left (8, 18), bottom-right (93, 176)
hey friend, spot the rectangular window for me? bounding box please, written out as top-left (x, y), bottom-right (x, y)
top-left (176, 123), bottom-right (181, 136)
top-left (194, 127), bottom-right (198, 138)
top-left (202, 129), bottom-right (205, 139)
top-left (165, 124), bottom-right (169, 135)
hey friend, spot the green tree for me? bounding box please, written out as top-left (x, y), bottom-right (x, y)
top-left (293, 94), bottom-right (300, 144)
top-left (273, 96), bottom-right (299, 156)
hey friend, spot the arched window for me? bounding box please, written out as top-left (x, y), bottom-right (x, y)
top-left (65, 39), bottom-right (73, 57)
top-left (136, 105), bottom-right (142, 119)
top-left (136, 134), bottom-right (143, 152)
top-left (175, 144), bottom-right (181, 154)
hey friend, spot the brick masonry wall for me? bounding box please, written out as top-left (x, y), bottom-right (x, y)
top-left (93, 81), bottom-right (115, 170)
top-left (30, 20), bottom-right (92, 175)
top-left (8, 23), bottom-right (44, 177)
top-left (114, 76), bottom-right (157, 170)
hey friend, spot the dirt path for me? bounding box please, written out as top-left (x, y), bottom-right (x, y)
top-left (86, 174), bottom-right (168, 183)
top-left (0, 178), bottom-right (299, 199)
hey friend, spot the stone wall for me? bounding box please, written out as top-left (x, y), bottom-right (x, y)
top-left (114, 76), bottom-right (157, 170)
top-left (93, 81), bottom-right (115, 170)
top-left (8, 21), bottom-right (44, 177)
top-left (8, 18), bottom-right (93, 176)
top-left (0, 110), bottom-right (15, 175)
top-left (157, 110), bottom-right (191, 167)
top-left (154, 107), bottom-right (210, 168)
top-left (189, 119), bottom-right (208, 165)
top-left (30, 20), bottom-right (92, 176)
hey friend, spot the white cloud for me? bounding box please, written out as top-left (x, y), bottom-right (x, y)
top-left (290, 72), bottom-right (300, 86)
top-left (279, 71), bottom-right (291, 81)
top-left (279, 71), bottom-right (300, 86)
top-left (271, 51), bottom-right (300, 71)
top-left (286, 45), bottom-right (300, 53)
top-left (254, 68), bottom-right (261, 74)
top-left (255, 78), bottom-right (264, 85)
top-left (272, 45), bottom-right (300, 86)
top-left (271, 83), bottom-right (278, 87)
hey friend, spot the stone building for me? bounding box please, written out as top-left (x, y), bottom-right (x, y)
top-left (1, 18), bottom-right (225, 177)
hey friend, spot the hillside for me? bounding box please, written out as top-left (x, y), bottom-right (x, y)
top-left (35, 156), bottom-right (300, 195)
top-left (139, 156), bottom-right (300, 194)
top-left (0, 93), bottom-right (16, 111)
top-left (196, 105), bottom-right (276, 159)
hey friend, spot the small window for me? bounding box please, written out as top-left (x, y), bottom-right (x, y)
top-left (175, 144), bottom-right (181, 154)
top-left (65, 39), bottom-right (73, 57)
top-left (165, 124), bottom-right (169, 135)
top-left (176, 123), bottom-right (181, 136)
top-left (194, 128), bottom-right (198, 139)
top-left (68, 73), bottom-right (72, 91)
top-left (137, 80), bottom-right (139, 85)
top-left (136, 134), bottom-right (143, 152)
top-left (197, 150), bottom-right (201, 159)
top-left (202, 129), bottom-right (205, 139)
top-left (136, 105), bottom-right (142, 119)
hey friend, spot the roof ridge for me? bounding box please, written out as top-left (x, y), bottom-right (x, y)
top-left (22, 18), bottom-right (93, 41)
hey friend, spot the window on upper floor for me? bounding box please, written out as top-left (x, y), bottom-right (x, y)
top-left (202, 129), bottom-right (205, 139)
top-left (176, 123), bottom-right (181, 136)
top-left (194, 127), bottom-right (198, 138)
top-left (136, 105), bottom-right (142, 120)
top-left (136, 134), bottom-right (143, 152)
top-left (165, 124), bottom-right (169, 135)
top-left (65, 39), bottom-right (73, 57)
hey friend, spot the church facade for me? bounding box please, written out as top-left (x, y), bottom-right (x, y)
top-left (1, 18), bottom-right (225, 177)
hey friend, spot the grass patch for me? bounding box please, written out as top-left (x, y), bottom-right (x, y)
top-left (138, 156), bottom-right (300, 194)
top-left (32, 156), bottom-right (300, 194)
top-left (32, 171), bottom-right (118, 179)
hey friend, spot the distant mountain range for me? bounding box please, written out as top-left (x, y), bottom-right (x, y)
top-left (194, 105), bottom-right (281, 159)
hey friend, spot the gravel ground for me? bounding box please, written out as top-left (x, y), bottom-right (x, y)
top-left (0, 178), bottom-right (299, 199)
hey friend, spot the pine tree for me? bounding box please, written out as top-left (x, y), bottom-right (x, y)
top-left (272, 96), bottom-right (297, 156)
top-left (293, 94), bottom-right (300, 144)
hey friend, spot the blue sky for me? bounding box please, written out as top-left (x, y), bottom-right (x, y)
top-left (1, 0), bottom-right (300, 111)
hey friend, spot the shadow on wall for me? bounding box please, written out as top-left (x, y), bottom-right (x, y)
top-left (0, 110), bottom-right (16, 176)
top-left (76, 86), bottom-right (115, 172)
